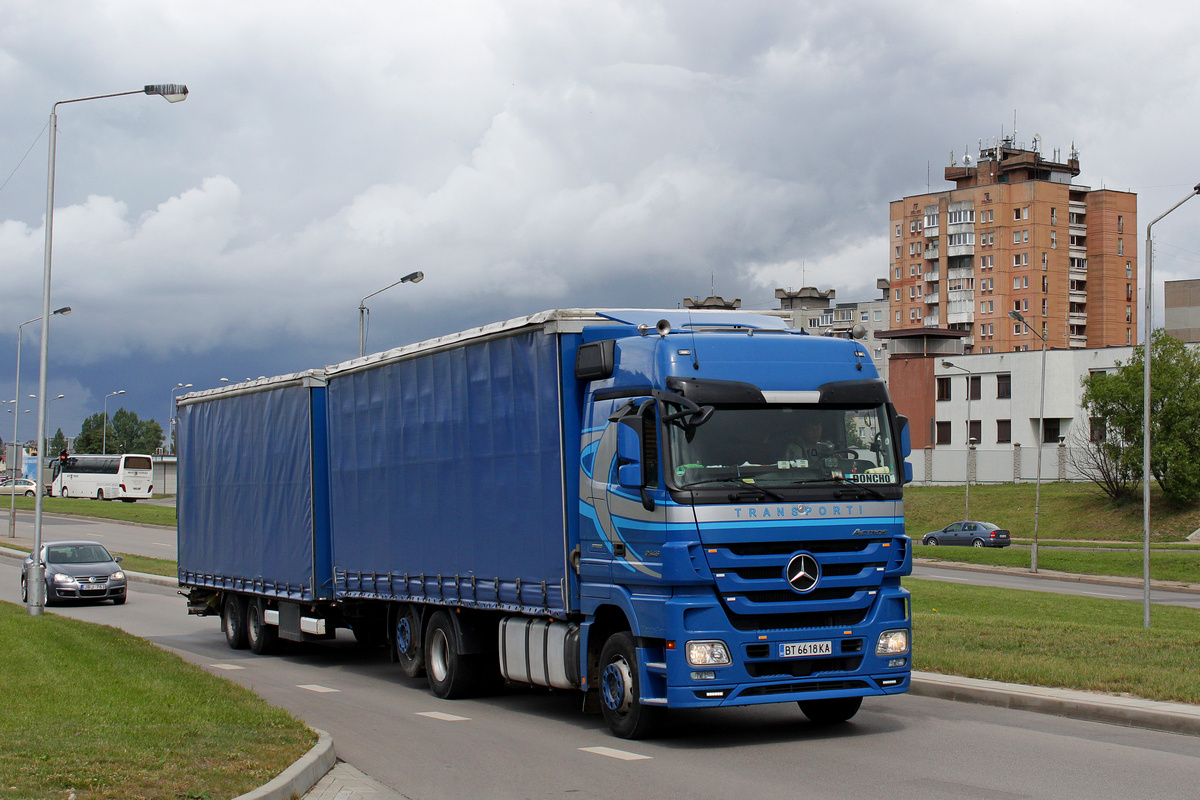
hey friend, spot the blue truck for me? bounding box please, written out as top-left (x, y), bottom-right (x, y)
top-left (177, 308), bottom-right (913, 738)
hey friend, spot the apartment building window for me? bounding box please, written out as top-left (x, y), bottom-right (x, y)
top-left (1051, 231), bottom-right (1057, 249)
top-left (1042, 298), bottom-right (1048, 316)
top-left (936, 377), bottom-right (951, 401)
top-left (988, 322), bottom-right (994, 334)
top-left (895, 310), bottom-right (901, 322)
top-left (1014, 323), bottom-right (1023, 335)
top-left (910, 264), bottom-right (918, 276)
top-left (935, 421), bottom-right (952, 446)
top-left (895, 288), bottom-right (901, 301)
top-left (895, 266), bottom-right (901, 279)
top-left (1127, 328), bottom-right (1132, 345)
top-left (896, 224), bottom-right (901, 237)
top-left (896, 246), bottom-right (901, 258)
top-left (1013, 208), bottom-right (1021, 221)
top-left (996, 373), bottom-right (1011, 399)
top-left (1051, 208), bottom-right (1057, 225)
top-left (1043, 418), bottom-right (1061, 444)
top-left (1042, 252), bottom-right (1048, 269)
top-left (910, 286), bottom-right (918, 299)
top-left (987, 232), bottom-right (994, 245)
top-left (1023, 299), bottom-right (1029, 311)
top-left (967, 420), bottom-right (982, 445)
top-left (910, 308), bottom-right (919, 321)
top-left (1127, 261), bottom-right (1133, 279)
top-left (948, 209), bottom-right (975, 224)
top-left (967, 375), bottom-right (981, 401)
top-left (874, 347), bottom-right (882, 360)
top-left (1126, 283), bottom-right (1132, 301)
top-left (997, 419), bottom-right (1011, 444)
top-left (1043, 276), bottom-right (1049, 293)
top-left (1023, 276), bottom-right (1029, 289)
top-left (1118, 238), bottom-right (1124, 256)
top-left (1013, 230), bottom-right (1021, 245)
top-left (860, 311), bottom-right (869, 322)
top-left (1118, 215), bottom-right (1124, 233)
top-left (874, 310), bottom-right (883, 321)
top-left (1126, 306), bottom-right (1132, 323)
top-left (1013, 276), bottom-right (1021, 290)
top-left (1090, 417), bottom-right (1106, 442)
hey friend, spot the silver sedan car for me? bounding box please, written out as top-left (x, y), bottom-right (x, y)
top-left (20, 540), bottom-right (128, 604)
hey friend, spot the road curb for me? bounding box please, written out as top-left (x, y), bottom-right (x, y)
top-left (911, 671), bottom-right (1200, 736)
top-left (232, 728), bottom-right (336, 800)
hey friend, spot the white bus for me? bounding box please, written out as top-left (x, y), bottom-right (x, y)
top-left (50, 454), bottom-right (154, 501)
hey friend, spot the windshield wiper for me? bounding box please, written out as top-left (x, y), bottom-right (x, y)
top-left (777, 476), bottom-right (888, 499)
top-left (728, 485), bottom-right (785, 502)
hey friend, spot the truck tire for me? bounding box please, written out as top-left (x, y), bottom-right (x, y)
top-left (798, 696), bottom-right (862, 725)
top-left (425, 610), bottom-right (489, 698)
top-left (395, 605), bottom-right (426, 678)
top-left (598, 631), bottom-right (665, 739)
top-left (222, 594), bottom-right (249, 650)
top-left (246, 601), bottom-right (279, 655)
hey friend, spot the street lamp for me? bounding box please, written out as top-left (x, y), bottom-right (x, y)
top-left (942, 360), bottom-right (974, 520)
top-left (1009, 309), bottom-right (1047, 572)
top-left (9, 308), bottom-right (70, 538)
top-left (29, 83), bottom-right (187, 616)
top-left (359, 271), bottom-right (424, 357)
top-left (102, 390), bottom-right (125, 454)
top-left (1141, 183), bottom-right (1200, 628)
top-left (169, 383), bottom-right (193, 454)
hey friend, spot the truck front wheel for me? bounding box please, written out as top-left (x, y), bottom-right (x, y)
top-left (222, 594), bottom-right (248, 650)
top-left (395, 605), bottom-right (425, 678)
top-left (798, 696), bottom-right (862, 725)
top-left (598, 631), bottom-right (665, 739)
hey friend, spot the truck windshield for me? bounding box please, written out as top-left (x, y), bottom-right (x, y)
top-left (665, 404), bottom-right (900, 490)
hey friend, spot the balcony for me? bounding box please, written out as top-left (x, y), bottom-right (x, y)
top-left (925, 246), bottom-right (940, 261)
top-left (924, 293), bottom-right (941, 304)
top-left (924, 269), bottom-right (940, 282)
top-left (923, 314), bottom-right (941, 327)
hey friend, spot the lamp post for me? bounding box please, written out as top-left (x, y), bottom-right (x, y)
top-left (171, 383), bottom-right (194, 453)
top-left (1009, 309), bottom-right (1047, 572)
top-left (1141, 184), bottom-right (1200, 628)
top-left (102, 390), bottom-right (125, 454)
top-left (359, 271), bottom-right (424, 357)
top-left (29, 83), bottom-right (188, 617)
top-left (942, 360), bottom-right (974, 520)
top-left (10, 308), bottom-right (70, 537)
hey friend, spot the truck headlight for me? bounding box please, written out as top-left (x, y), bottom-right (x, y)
top-left (876, 629), bottom-right (909, 656)
top-left (686, 640), bottom-right (731, 666)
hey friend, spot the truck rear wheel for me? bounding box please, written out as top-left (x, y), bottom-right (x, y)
top-left (222, 594), bottom-right (248, 650)
top-left (246, 601), bottom-right (279, 655)
top-left (598, 631), bottom-right (665, 739)
top-left (395, 605), bottom-right (425, 678)
top-left (425, 610), bottom-right (490, 698)
top-left (798, 696), bottom-right (862, 725)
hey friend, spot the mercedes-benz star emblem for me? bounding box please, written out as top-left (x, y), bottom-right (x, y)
top-left (785, 553), bottom-right (820, 593)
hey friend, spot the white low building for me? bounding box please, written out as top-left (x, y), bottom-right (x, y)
top-left (920, 345), bottom-right (1133, 484)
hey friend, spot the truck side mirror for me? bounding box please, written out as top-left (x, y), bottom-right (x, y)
top-left (895, 415), bottom-right (913, 484)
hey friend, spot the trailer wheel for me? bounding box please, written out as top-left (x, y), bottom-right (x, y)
top-left (246, 601), bottom-right (279, 655)
top-left (222, 594), bottom-right (248, 650)
top-left (598, 631), bottom-right (665, 739)
top-left (425, 610), bottom-right (488, 698)
top-left (395, 605), bottom-right (426, 678)
top-left (798, 696), bottom-right (862, 725)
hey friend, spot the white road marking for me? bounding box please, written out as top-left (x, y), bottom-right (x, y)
top-left (209, 663), bottom-right (246, 670)
top-left (1081, 591), bottom-right (1126, 598)
top-left (579, 746), bottom-right (652, 761)
top-left (151, 542), bottom-right (173, 548)
top-left (416, 711), bottom-right (470, 722)
top-left (297, 684), bottom-right (340, 693)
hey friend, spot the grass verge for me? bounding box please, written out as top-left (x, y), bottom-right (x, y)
top-left (7, 496), bottom-right (176, 527)
top-left (914, 544), bottom-right (1200, 584)
top-left (0, 601), bottom-right (314, 800)
top-left (904, 482), bottom-right (1200, 543)
top-left (909, 578), bottom-right (1200, 705)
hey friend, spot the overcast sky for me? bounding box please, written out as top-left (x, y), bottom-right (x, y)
top-left (2, 1), bottom-right (1200, 443)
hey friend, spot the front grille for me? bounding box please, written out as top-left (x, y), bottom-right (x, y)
top-left (705, 536), bottom-right (896, 631)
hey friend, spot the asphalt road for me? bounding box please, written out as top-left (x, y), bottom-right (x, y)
top-left (3, 556), bottom-right (1199, 800)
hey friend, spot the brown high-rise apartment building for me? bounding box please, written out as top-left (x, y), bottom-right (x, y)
top-left (887, 137), bottom-right (1137, 353)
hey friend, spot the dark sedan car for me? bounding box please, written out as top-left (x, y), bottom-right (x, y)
top-left (20, 540), bottom-right (127, 604)
top-left (922, 521), bottom-right (1011, 548)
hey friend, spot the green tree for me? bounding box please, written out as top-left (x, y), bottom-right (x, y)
top-left (72, 409), bottom-right (163, 454)
top-left (47, 429), bottom-right (67, 457)
top-left (1077, 329), bottom-right (1200, 505)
